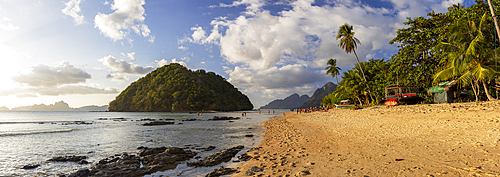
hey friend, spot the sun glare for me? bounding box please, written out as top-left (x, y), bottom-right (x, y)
top-left (0, 44), bottom-right (27, 94)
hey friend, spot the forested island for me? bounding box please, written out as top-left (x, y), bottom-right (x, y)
top-left (108, 63), bottom-right (253, 112)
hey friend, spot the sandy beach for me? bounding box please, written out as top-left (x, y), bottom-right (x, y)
top-left (233, 102), bottom-right (500, 176)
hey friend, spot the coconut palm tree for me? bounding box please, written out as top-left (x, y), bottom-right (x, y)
top-left (487, 0), bottom-right (500, 40)
top-left (325, 58), bottom-right (342, 85)
top-left (434, 13), bottom-right (499, 101)
top-left (336, 23), bottom-right (374, 101)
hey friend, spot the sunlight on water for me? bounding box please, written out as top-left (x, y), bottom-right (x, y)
top-left (0, 110), bottom-right (286, 176)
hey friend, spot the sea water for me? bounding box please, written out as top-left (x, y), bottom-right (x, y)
top-left (0, 110), bottom-right (287, 177)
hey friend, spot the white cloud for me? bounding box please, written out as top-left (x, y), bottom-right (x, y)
top-left (0, 17), bottom-right (19, 30)
top-left (106, 73), bottom-right (127, 81)
top-left (216, 0), bottom-right (266, 15)
top-left (94, 0), bottom-right (151, 41)
top-left (12, 61), bottom-right (91, 87)
top-left (121, 52), bottom-right (136, 61)
top-left (156, 59), bottom-right (169, 67)
top-left (62, 0), bottom-right (85, 25)
top-left (99, 55), bottom-right (154, 75)
top-left (178, 46), bottom-right (189, 51)
top-left (227, 64), bottom-right (330, 89)
top-left (171, 58), bottom-right (187, 67)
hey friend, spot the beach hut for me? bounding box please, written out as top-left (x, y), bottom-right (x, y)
top-left (428, 80), bottom-right (457, 103)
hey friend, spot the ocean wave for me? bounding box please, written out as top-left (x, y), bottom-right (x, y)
top-left (0, 129), bottom-right (75, 137)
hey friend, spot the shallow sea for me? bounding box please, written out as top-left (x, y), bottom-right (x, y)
top-left (0, 110), bottom-right (286, 177)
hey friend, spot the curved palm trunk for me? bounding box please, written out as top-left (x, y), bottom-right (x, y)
top-left (482, 79), bottom-right (498, 101)
top-left (353, 50), bottom-right (374, 102)
top-left (471, 80), bottom-right (479, 102)
top-left (335, 75), bottom-right (339, 86)
top-left (487, 0), bottom-right (500, 41)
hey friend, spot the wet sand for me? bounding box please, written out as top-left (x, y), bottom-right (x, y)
top-left (233, 101), bottom-right (500, 176)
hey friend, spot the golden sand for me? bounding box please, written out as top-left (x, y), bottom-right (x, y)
top-left (233, 101), bottom-right (500, 176)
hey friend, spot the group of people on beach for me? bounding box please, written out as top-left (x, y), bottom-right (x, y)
top-left (293, 106), bottom-right (336, 114)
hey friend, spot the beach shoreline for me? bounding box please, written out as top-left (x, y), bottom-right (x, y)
top-left (233, 101), bottom-right (500, 176)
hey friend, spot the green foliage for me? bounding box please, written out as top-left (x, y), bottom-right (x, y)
top-left (108, 63), bottom-right (253, 112)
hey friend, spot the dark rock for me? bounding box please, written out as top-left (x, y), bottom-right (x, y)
top-left (138, 147), bottom-right (167, 157)
top-left (187, 145), bottom-right (244, 167)
top-left (205, 166), bottom-right (237, 177)
top-left (81, 147), bottom-right (197, 177)
top-left (238, 153), bottom-right (252, 161)
top-left (208, 116), bottom-right (240, 121)
top-left (246, 166), bottom-right (263, 175)
top-left (21, 164), bottom-right (40, 169)
top-left (245, 134), bottom-right (254, 137)
top-left (137, 146), bottom-right (145, 149)
top-left (97, 118), bottom-right (108, 120)
top-left (78, 160), bottom-right (89, 164)
top-left (67, 169), bottom-right (90, 177)
top-left (195, 146), bottom-right (216, 152)
top-left (142, 121), bottom-right (175, 126)
top-left (139, 118), bottom-right (155, 121)
top-left (48, 155), bottom-right (87, 162)
top-left (110, 118), bottom-right (126, 121)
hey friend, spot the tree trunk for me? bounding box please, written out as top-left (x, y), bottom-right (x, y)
top-left (482, 79), bottom-right (498, 101)
top-left (353, 50), bottom-right (374, 102)
top-left (488, 0), bottom-right (500, 41)
top-left (470, 80), bottom-right (478, 102)
top-left (355, 95), bottom-right (363, 106)
top-left (335, 75), bottom-right (339, 86)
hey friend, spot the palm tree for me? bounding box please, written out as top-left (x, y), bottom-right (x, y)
top-left (325, 58), bottom-right (342, 85)
top-left (434, 13), bottom-right (498, 101)
top-left (487, 0), bottom-right (500, 40)
top-left (336, 23), bottom-right (374, 101)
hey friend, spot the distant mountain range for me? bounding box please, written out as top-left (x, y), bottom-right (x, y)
top-left (300, 82), bottom-right (337, 108)
top-left (260, 82), bottom-right (337, 109)
top-left (4, 101), bottom-right (109, 111)
top-left (259, 93), bottom-right (310, 109)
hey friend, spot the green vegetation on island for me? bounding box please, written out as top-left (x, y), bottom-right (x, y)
top-left (322, 0), bottom-right (500, 107)
top-left (108, 63), bottom-right (253, 112)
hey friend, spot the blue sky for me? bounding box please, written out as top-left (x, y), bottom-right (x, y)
top-left (0, 0), bottom-right (472, 109)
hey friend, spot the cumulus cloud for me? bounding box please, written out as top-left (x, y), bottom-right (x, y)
top-left (99, 55), bottom-right (154, 75)
top-left (178, 46), bottom-right (188, 51)
top-left (62, 0), bottom-right (85, 25)
top-left (155, 58), bottom-right (188, 68)
top-left (12, 61), bottom-right (91, 87)
top-left (227, 64), bottom-right (330, 89)
top-left (3, 61), bottom-right (119, 98)
top-left (0, 17), bottom-right (19, 30)
top-left (156, 59), bottom-right (168, 67)
top-left (94, 0), bottom-right (153, 42)
top-left (187, 0), bottom-right (460, 96)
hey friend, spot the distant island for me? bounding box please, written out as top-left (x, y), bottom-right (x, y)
top-left (260, 93), bottom-right (310, 109)
top-left (300, 82), bottom-right (337, 108)
top-left (108, 63), bottom-right (253, 112)
top-left (4, 101), bottom-right (109, 111)
top-left (259, 82), bottom-right (337, 109)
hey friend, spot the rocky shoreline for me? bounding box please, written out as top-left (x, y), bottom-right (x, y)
top-left (23, 145), bottom-right (250, 177)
